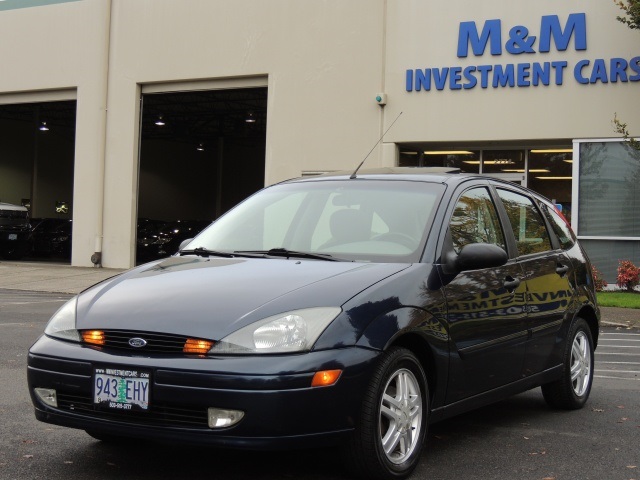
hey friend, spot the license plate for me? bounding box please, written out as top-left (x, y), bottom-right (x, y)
top-left (93, 367), bottom-right (150, 411)
top-left (8, 234), bottom-right (17, 240)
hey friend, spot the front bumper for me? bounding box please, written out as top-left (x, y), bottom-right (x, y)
top-left (28, 335), bottom-right (379, 449)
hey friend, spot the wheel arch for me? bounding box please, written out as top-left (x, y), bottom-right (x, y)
top-left (388, 333), bottom-right (439, 406)
top-left (576, 305), bottom-right (600, 348)
top-left (355, 306), bottom-right (449, 410)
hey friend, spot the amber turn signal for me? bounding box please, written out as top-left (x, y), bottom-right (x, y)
top-left (311, 369), bottom-right (342, 387)
top-left (81, 330), bottom-right (106, 346)
top-left (183, 338), bottom-right (214, 354)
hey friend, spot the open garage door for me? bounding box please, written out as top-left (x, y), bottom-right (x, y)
top-left (0, 100), bottom-right (76, 262)
top-left (136, 87), bottom-right (267, 264)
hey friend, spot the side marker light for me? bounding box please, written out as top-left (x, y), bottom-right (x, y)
top-left (311, 369), bottom-right (342, 387)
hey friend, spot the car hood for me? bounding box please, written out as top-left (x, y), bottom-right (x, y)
top-left (76, 256), bottom-right (410, 340)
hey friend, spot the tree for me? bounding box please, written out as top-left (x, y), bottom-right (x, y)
top-left (615, 0), bottom-right (640, 29)
top-left (613, 1), bottom-right (640, 148)
top-left (613, 113), bottom-right (640, 150)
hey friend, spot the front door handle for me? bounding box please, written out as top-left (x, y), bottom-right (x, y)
top-left (556, 264), bottom-right (570, 276)
top-left (504, 276), bottom-right (521, 292)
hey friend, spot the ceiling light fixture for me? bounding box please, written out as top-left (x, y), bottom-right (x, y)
top-left (502, 169), bottom-right (550, 173)
top-left (245, 112), bottom-right (256, 123)
top-left (424, 150), bottom-right (474, 155)
top-left (155, 116), bottom-right (166, 126)
top-left (39, 121), bottom-right (49, 132)
top-left (530, 148), bottom-right (572, 153)
top-left (462, 160), bottom-right (513, 165)
top-left (197, 143), bottom-right (205, 152)
top-left (535, 176), bottom-right (573, 180)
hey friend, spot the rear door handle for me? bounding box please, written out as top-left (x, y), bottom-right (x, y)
top-left (503, 276), bottom-right (521, 292)
top-left (556, 264), bottom-right (570, 276)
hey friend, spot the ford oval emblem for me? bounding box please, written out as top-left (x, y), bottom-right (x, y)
top-left (128, 337), bottom-right (147, 348)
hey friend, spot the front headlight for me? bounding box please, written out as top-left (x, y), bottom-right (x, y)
top-left (44, 297), bottom-right (80, 342)
top-left (210, 307), bottom-right (342, 354)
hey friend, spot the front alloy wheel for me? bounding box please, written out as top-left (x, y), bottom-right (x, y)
top-left (344, 347), bottom-right (428, 480)
top-left (379, 368), bottom-right (423, 464)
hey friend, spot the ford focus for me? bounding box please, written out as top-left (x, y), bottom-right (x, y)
top-left (28, 168), bottom-right (599, 480)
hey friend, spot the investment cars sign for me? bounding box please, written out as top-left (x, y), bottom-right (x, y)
top-left (406, 13), bottom-right (640, 91)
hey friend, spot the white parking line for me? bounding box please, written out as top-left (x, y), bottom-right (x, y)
top-left (595, 375), bottom-right (640, 381)
top-left (594, 368), bottom-right (640, 374)
top-left (596, 353), bottom-right (640, 356)
top-left (0, 299), bottom-right (66, 306)
top-left (0, 322), bottom-right (39, 326)
top-left (599, 362), bottom-right (640, 365)
top-left (597, 345), bottom-right (640, 349)
top-left (598, 339), bottom-right (640, 342)
top-left (600, 332), bottom-right (640, 337)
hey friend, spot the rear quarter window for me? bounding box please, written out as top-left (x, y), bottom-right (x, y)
top-left (539, 202), bottom-right (576, 250)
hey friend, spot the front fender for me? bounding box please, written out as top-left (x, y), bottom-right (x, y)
top-left (356, 306), bottom-right (450, 411)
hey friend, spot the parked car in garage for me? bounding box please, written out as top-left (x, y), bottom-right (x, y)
top-left (0, 202), bottom-right (32, 260)
top-left (30, 218), bottom-right (73, 259)
top-left (136, 219), bottom-right (209, 262)
top-left (28, 168), bottom-right (599, 480)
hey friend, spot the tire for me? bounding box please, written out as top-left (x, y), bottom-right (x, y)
top-left (344, 347), bottom-right (428, 480)
top-left (541, 317), bottom-right (594, 410)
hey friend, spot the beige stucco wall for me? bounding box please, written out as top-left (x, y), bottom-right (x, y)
top-left (101, 0), bottom-right (386, 267)
top-left (0, 0), bottom-right (110, 267)
top-left (0, 0), bottom-right (637, 268)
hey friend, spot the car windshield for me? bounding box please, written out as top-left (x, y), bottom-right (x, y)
top-left (183, 179), bottom-right (444, 263)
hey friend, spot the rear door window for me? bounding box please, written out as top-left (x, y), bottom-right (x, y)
top-left (495, 188), bottom-right (552, 256)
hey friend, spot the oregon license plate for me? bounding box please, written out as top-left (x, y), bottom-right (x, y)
top-left (93, 367), bottom-right (150, 411)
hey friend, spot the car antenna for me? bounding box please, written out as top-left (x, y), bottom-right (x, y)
top-left (350, 111), bottom-right (403, 179)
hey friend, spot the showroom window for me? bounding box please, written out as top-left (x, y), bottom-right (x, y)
top-left (575, 139), bottom-right (640, 282)
top-left (398, 145), bottom-right (573, 220)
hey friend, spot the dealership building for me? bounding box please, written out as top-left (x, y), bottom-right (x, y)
top-left (0, 0), bottom-right (638, 280)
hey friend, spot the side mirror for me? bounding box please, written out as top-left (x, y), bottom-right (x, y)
top-left (454, 243), bottom-right (508, 272)
top-left (178, 238), bottom-right (193, 251)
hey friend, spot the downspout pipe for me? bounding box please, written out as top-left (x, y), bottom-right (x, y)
top-left (92, 0), bottom-right (113, 267)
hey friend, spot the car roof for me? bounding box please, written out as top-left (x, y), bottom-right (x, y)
top-left (283, 167), bottom-right (554, 204)
top-left (287, 167), bottom-right (479, 186)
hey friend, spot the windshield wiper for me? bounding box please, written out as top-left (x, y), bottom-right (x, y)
top-left (180, 247), bottom-right (235, 258)
top-left (234, 248), bottom-right (346, 262)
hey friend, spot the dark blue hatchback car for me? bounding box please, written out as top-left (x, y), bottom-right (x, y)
top-left (28, 168), bottom-right (599, 480)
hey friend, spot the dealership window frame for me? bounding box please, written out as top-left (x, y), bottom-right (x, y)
top-left (572, 137), bottom-right (640, 283)
top-left (397, 144), bottom-right (573, 215)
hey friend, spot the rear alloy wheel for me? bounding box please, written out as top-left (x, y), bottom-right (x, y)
top-left (542, 317), bottom-right (594, 409)
top-left (345, 347), bottom-right (428, 480)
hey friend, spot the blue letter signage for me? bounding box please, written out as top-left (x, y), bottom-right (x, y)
top-left (407, 13), bottom-right (639, 92)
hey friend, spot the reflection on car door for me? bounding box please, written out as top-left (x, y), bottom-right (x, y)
top-left (441, 186), bottom-right (528, 403)
top-left (494, 187), bottom-right (574, 377)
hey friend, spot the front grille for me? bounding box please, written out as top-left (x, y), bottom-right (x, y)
top-left (82, 330), bottom-right (213, 354)
top-left (57, 392), bottom-right (209, 428)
